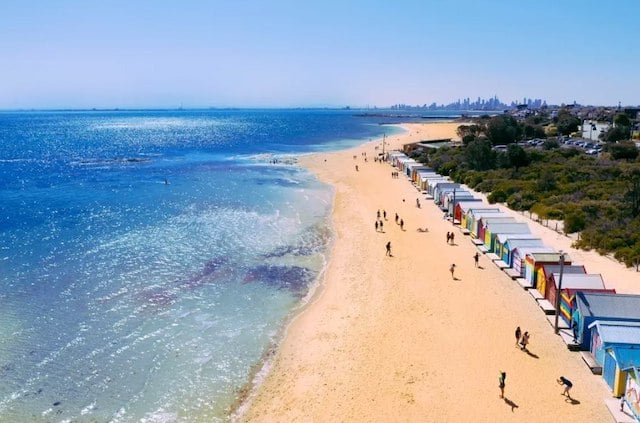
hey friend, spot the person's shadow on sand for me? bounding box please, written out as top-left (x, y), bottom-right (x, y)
top-left (565, 397), bottom-right (580, 405)
top-left (453, 277), bottom-right (460, 281)
top-left (503, 397), bottom-right (519, 412)
top-left (477, 265), bottom-right (485, 270)
top-left (524, 349), bottom-right (539, 359)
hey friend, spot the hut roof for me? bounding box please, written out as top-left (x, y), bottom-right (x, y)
top-left (588, 321), bottom-right (640, 345)
top-left (526, 252), bottom-right (571, 263)
top-left (484, 222), bottom-right (531, 234)
top-left (540, 264), bottom-right (586, 276)
top-left (550, 273), bottom-right (604, 290)
top-left (500, 236), bottom-right (543, 247)
top-left (576, 292), bottom-right (640, 319)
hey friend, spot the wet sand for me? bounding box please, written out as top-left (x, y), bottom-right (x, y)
top-left (240, 122), bottom-right (616, 422)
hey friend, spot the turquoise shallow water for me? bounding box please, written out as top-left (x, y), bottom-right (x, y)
top-left (0, 109), bottom-right (459, 421)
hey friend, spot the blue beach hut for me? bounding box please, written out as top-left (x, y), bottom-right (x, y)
top-left (572, 292), bottom-right (640, 350)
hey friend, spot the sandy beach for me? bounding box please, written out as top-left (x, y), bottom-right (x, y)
top-left (239, 122), bottom-right (627, 422)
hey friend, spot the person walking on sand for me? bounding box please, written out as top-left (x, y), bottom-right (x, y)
top-left (395, 213), bottom-right (399, 224)
top-left (515, 327), bottom-right (522, 347)
top-left (450, 232), bottom-right (455, 245)
top-left (520, 331), bottom-right (530, 351)
top-left (375, 221), bottom-right (379, 232)
top-left (449, 263), bottom-right (456, 279)
top-left (383, 210), bottom-right (387, 220)
top-left (474, 252), bottom-right (480, 267)
top-left (377, 210), bottom-right (381, 219)
top-left (557, 376), bottom-right (573, 399)
top-left (400, 219), bottom-right (404, 230)
top-left (446, 232), bottom-right (451, 244)
top-left (385, 241), bottom-right (392, 256)
top-left (499, 371), bottom-right (506, 399)
top-left (379, 220), bottom-right (384, 232)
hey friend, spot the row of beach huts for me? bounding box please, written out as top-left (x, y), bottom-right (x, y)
top-left (388, 150), bottom-right (640, 422)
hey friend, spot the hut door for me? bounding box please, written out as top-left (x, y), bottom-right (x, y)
top-left (603, 353), bottom-right (617, 389)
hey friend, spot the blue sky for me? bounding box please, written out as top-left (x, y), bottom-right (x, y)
top-left (1, 0), bottom-right (638, 109)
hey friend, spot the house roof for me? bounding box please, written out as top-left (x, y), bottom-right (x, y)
top-left (611, 346), bottom-right (640, 370)
top-left (589, 321), bottom-right (640, 345)
top-left (550, 273), bottom-right (604, 290)
top-left (576, 292), bottom-right (640, 319)
top-left (484, 222), bottom-right (531, 234)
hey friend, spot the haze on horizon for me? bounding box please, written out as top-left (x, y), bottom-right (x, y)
top-left (1, 0), bottom-right (638, 110)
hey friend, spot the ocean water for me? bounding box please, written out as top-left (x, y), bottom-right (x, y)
top-left (0, 109), bottom-right (457, 422)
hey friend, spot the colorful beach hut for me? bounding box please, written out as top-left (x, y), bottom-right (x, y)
top-left (426, 178), bottom-right (451, 197)
top-left (536, 264), bottom-right (586, 297)
top-left (545, 273), bottom-right (614, 325)
top-left (524, 252), bottom-right (571, 290)
top-left (442, 190), bottom-right (474, 211)
top-left (417, 172), bottom-right (441, 191)
top-left (464, 208), bottom-right (502, 235)
top-left (622, 365), bottom-right (640, 420)
top-left (432, 182), bottom-right (460, 204)
top-left (572, 292), bottom-right (640, 350)
top-left (482, 222), bottom-right (529, 253)
top-left (478, 217), bottom-right (518, 247)
top-left (499, 237), bottom-right (544, 267)
top-left (589, 321), bottom-right (640, 366)
top-left (602, 345), bottom-right (640, 397)
top-left (437, 187), bottom-right (471, 208)
top-left (512, 246), bottom-right (556, 279)
top-left (452, 199), bottom-right (484, 223)
top-left (409, 165), bottom-right (432, 183)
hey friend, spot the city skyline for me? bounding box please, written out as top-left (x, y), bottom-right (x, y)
top-left (1, 0), bottom-right (638, 109)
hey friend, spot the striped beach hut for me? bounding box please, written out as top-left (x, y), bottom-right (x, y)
top-left (403, 160), bottom-right (420, 178)
top-left (572, 292), bottom-right (640, 350)
top-left (545, 273), bottom-right (614, 325)
top-left (482, 222), bottom-right (529, 253)
top-left (388, 151), bottom-right (407, 167)
top-left (524, 252), bottom-right (571, 289)
top-left (469, 211), bottom-right (509, 238)
top-left (499, 236), bottom-right (544, 267)
top-left (536, 264), bottom-right (586, 296)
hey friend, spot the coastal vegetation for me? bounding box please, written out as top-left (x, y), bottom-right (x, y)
top-left (410, 110), bottom-right (640, 268)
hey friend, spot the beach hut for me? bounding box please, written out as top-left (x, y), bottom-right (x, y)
top-left (499, 236), bottom-right (544, 266)
top-left (536, 264), bottom-right (586, 297)
top-left (426, 178), bottom-right (450, 197)
top-left (432, 182), bottom-right (460, 204)
top-left (437, 187), bottom-right (472, 208)
top-left (572, 292), bottom-right (640, 350)
top-left (468, 211), bottom-right (508, 238)
top-left (403, 160), bottom-right (419, 177)
top-left (602, 345), bottom-right (640, 397)
top-left (463, 208), bottom-right (501, 234)
top-left (409, 165), bottom-right (432, 183)
top-left (524, 252), bottom-right (571, 290)
top-left (622, 365), bottom-right (640, 420)
top-left (388, 151), bottom-right (407, 167)
top-left (442, 190), bottom-right (475, 212)
top-left (589, 321), bottom-right (640, 366)
top-left (417, 172), bottom-right (440, 191)
top-left (477, 217), bottom-right (517, 246)
top-left (452, 199), bottom-right (484, 223)
top-left (511, 246), bottom-right (556, 279)
top-left (482, 222), bottom-right (529, 253)
top-left (545, 273), bottom-right (614, 325)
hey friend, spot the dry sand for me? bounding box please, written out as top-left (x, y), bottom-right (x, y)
top-left (239, 122), bottom-right (628, 422)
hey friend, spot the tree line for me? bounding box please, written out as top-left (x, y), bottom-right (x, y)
top-left (410, 110), bottom-right (640, 269)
